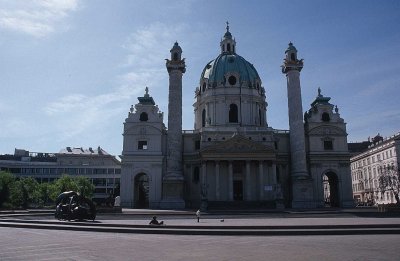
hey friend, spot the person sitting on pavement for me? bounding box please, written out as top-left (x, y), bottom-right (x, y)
top-left (149, 216), bottom-right (164, 225)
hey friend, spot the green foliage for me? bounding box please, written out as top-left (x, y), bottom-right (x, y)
top-left (9, 177), bottom-right (39, 208)
top-left (37, 182), bottom-right (52, 207)
top-left (49, 175), bottom-right (94, 201)
top-left (0, 173), bottom-right (95, 209)
top-left (0, 171), bottom-right (15, 208)
top-left (49, 175), bottom-right (78, 201)
top-left (75, 176), bottom-right (95, 198)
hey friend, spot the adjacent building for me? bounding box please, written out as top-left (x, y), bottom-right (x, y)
top-left (120, 25), bottom-right (354, 209)
top-left (350, 133), bottom-right (400, 205)
top-left (0, 147), bottom-right (121, 204)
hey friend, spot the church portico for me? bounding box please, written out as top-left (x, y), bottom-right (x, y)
top-left (197, 158), bottom-right (279, 203)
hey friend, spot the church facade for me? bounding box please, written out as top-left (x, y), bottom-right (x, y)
top-left (120, 25), bottom-right (354, 209)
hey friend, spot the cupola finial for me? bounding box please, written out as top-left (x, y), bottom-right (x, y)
top-left (226, 21), bottom-right (230, 32)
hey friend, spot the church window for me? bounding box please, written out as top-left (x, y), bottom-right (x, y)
top-left (202, 83), bottom-right (206, 92)
top-left (274, 142), bottom-right (278, 150)
top-left (202, 109), bottom-right (206, 127)
top-left (195, 140), bottom-right (200, 150)
top-left (193, 167), bottom-right (200, 183)
top-left (227, 43), bottom-right (231, 52)
top-left (140, 112), bottom-right (148, 121)
top-left (291, 53), bottom-right (296, 61)
top-left (322, 112), bottom-right (330, 122)
top-left (229, 104), bottom-right (238, 123)
top-left (207, 137), bottom-right (211, 141)
top-left (138, 140), bottom-right (148, 150)
top-left (228, 76), bottom-right (237, 85)
top-left (173, 52), bottom-right (178, 61)
top-left (324, 140), bottom-right (333, 150)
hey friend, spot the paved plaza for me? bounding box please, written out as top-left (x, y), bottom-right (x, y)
top-left (1, 209), bottom-right (400, 260)
top-left (1, 226), bottom-right (399, 261)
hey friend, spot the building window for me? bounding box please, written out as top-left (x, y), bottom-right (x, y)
top-left (324, 140), bottom-right (333, 150)
top-left (173, 52), bottom-right (178, 61)
top-left (195, 140), bottom-right (200, 150)
top-left (140, 112), bottom-right (148, 121)
top-left (202, 82), bottom-right (206, 92)
top-left (321, 112), bottom-right (330, 122)
top-left (291, 53), bottom-right (296, 61)
top-left (138, 141), bottom-right (148, 150)
top-left (229, 104), bottom-right (238, 123)
top-left (193, 167), bottom-right (200, 183)
top-left (228, 75), bottom-right (237, 85)
top-left (202, 109), bottom-right (206, 127)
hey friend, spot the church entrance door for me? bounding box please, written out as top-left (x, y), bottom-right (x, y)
top-left (134, 173), bottom-right (149, 208)
top-left (323, 172), bottom-right (339, 207)
top-left (233, 180), bottom-right (243, 201)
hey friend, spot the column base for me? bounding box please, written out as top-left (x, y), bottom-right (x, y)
top-left (161, 176), bottom-right (185, 209)
top-left (291, 178), bottom-right (316, 209)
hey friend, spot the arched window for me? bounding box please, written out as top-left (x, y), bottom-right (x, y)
top-left (140, 112), bottom-right (148, 121)
top-left (322, 112), bottom-right (330, 122)
top-left (202, 109), bottom-right (206, 127)
top-left (227, 43), bottom-right (231, 52)
top-left (173, 52), bottom-right (178, 61)
top-left (229, 104), bottom-right (238, 123)
top-left (290, 53), bottom-right (296, 61)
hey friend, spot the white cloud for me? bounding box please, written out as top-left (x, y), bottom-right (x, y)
top-left (0, 0), bottom-right (80, 38)
top-left (122, 22), bottom-right (187, 67)
top-left (41, 22), bottom-right (186, 140)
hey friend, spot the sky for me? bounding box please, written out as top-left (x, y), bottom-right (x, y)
top-left (0, 0), bottom-right (399, 156)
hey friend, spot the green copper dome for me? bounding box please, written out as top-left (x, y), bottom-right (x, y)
top-left (200, 53), bottom-right (261, 86)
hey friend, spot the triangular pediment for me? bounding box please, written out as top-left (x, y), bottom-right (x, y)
top-left (201, 134), bottom-right (274, 155)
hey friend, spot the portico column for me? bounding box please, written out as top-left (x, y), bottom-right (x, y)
top-left (201, 161), bottom-right (207, 188)
top-left (228, 161), bottom-right (233, 201)
top-left (259, 161), bottom-right (264, 200)
top-left (246, 160), bottom-right (251, 200)
top-left (271, 163), bottom-right (277, 185)
top-left (215, 161), bottom-right (220, 200)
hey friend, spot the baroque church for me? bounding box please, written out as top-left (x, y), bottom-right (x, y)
top-left (120, 24), bottom-right (354, 209)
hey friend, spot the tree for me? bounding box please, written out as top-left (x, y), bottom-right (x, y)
top-left (37, 182), bottom-right (52, 207)
top-left (75, 176), bottom-right (95, 198)
top-left (9, 177), bottom-right (39, 208)
top-left (378, 165), bottom-right (400, 205)
top-left (49, 175), bottom-right (94, 201)
top-left (50, 175), bottom-right (78, 201)
top-left (0, 171), bottom-right (15, 208)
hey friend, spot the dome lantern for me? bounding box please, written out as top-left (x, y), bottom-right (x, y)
top-left (220, 21), bottom-right (236, 54)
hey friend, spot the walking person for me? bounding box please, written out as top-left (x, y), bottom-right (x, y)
top-left (196, 209), bottom-right (200, 223)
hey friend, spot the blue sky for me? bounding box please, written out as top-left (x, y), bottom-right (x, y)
top-left (0, 0), bottom-right (399, 156)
